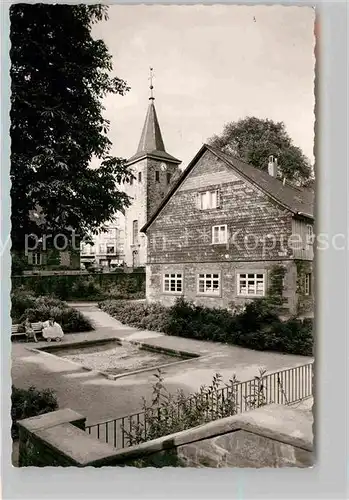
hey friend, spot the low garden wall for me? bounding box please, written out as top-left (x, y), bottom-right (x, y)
top-left (16, 404), bottom-right (313, 468)
top-left (11, 271), bottom-right (145, 301)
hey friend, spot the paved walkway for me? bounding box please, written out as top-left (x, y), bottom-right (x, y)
top-left (11, 302), bottom-right (313, 426)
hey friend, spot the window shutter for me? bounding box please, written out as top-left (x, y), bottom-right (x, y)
top-left (196, 193), bottom-right (201, 209)
top-left (216, 189), bottom-right (221, 208)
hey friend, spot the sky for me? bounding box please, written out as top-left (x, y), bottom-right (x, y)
top-left (92, 5), bottom-right (315, 169)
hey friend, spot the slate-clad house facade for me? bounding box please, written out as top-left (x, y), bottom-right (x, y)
top-left (141, 144), bottom-right (314, 315)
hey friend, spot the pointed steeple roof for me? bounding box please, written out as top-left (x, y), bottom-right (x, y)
top-left (136, 100), bottom-right (166, 153)
top-left (127, 69), bottom-right (181, 166)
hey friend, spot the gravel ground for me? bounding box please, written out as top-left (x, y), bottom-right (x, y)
top-left (55, 341), bottom-right (184, 375)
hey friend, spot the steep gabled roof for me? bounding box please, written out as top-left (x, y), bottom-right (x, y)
top-left (141, 144), bottom-right (314, 233)
top-left (127, 100), bottom-right (181, 165)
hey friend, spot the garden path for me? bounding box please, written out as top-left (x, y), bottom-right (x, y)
top-left (11, 302), bottom-right (313, 426)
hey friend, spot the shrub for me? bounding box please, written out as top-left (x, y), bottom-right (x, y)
top-left (99, 297), bottom-right (313, 356)
top-left (11, 386), bottom-right (58, 439)
top-left (11, 291), bottom-right (93, 333)
top-left (70, 277), bottom-right (103, 300)
top-left (122, 368), bottom-right (268, 448)
top-left (100, 300), bottom-right (170, 332)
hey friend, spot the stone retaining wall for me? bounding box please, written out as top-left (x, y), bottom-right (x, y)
top-left (16, 404), bottom-right (313, 468)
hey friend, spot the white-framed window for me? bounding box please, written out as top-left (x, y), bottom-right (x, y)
top-left (303, 273), bottom-right (312, 296)
top-left (306, 224), bottom-right (314, 249)
top-left (99, 244), bottom-right (105, 253)
top-left (212, 225), bottom-right (227, 244)
top-left (163, 273), bottom-right (183, 294)
top-left (197, 190), bottom-right (221, 210)
top-left (237, 273), bottom-right (265, 296)
top-left (197, 273), bottom-right (221, 295)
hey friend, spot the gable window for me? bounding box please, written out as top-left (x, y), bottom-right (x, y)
top-left (155, 171), bottom-right (160, 182)
top-left (132, 220), bottom-right (139, 245)
top-left (167, 172), bottom-right (172, 185)
top-left (237, 273), bottom-right (265, 296)
top-left (138, 172), bottom-right (142, 183)
top-left (163, 273), bottom-right (183, 293)
top-left (197, 190), bottom-right (221, 210)
top-left (212, 225), bottom-right (227, 244)
top-left (197, 273), bottom-right (221, 295)
top-left (303, 273), bottom-right (312, 295)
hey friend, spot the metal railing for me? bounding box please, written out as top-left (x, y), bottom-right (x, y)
top-left (85, 362), bottom-right (313, 450)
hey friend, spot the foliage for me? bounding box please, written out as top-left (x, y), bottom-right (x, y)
top-left (295, 260), bottom-right (313, 315)
top-left (11, 273), bottom-right (145, 301)
top-left (121, 369), bottom-right (268, 448)
top-left (267, 265), bottom-right (287, 307)
top-left (208, 117), bottom-right (313, 185)
top-left (10, 4), bottom-right (133, 249)
top-left (100, 297), bottom-right (313, 356)
top-left (100, 300), bottom-right (169, 332)
top-left (11, 253), bottom-right (27, 276)
top-left (11, 385), bottom-right (58, 439)
top-left (11, 289), bottom-right (93, 332)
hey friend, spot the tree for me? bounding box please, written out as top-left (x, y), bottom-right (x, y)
top-left (10, 4), bottom-right (133, 250)
top-left (208, 117), bottom-right (313, 185)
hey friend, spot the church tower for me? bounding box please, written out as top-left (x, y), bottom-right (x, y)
top-left (123, 69), bottom-right (181, 268)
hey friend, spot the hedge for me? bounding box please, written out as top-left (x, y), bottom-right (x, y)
top-left (11, 272), bottom-right (145, 301)
top-left (100, 297), bottom-right (313, 356)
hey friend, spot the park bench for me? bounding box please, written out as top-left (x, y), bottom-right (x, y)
top-left (11, 322), bottom-right (44, 342)
top-left (11, 322), bottom-right (63, 343)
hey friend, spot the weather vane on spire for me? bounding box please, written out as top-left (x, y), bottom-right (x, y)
top-left (149, 67), bottom-right (154, 100)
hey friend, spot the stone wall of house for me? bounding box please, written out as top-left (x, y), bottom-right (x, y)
top-left (147, 150), bottom-right (295, 264)
top-left (146, 259), bottom-right (298, 313)
top-left (145, 149), bottom-right (314, 315)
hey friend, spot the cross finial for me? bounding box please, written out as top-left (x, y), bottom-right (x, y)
top-left (149, 67), bottom-right (154, 101)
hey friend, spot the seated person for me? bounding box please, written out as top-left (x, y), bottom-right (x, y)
top-left (42, 317), bottom-right (64, 341)
top-left (24, 318), bottom-right (38, 343)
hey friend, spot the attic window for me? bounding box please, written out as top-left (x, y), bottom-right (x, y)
top-left (155, 171), bottom-right (160, 182)
top-left (197, 190), bottom-right (221, 210)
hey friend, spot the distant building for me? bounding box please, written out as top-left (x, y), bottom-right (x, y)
top-left (141, 144), bottom-right (314, 316)
top-left (80, 218), bottom-right (125, 269)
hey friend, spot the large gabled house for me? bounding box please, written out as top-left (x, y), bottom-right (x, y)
top-left (141, 144), bottom-right (314, 315)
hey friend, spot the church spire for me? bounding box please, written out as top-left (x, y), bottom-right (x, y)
top-left (127, 68), bottom-right (181, 165)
